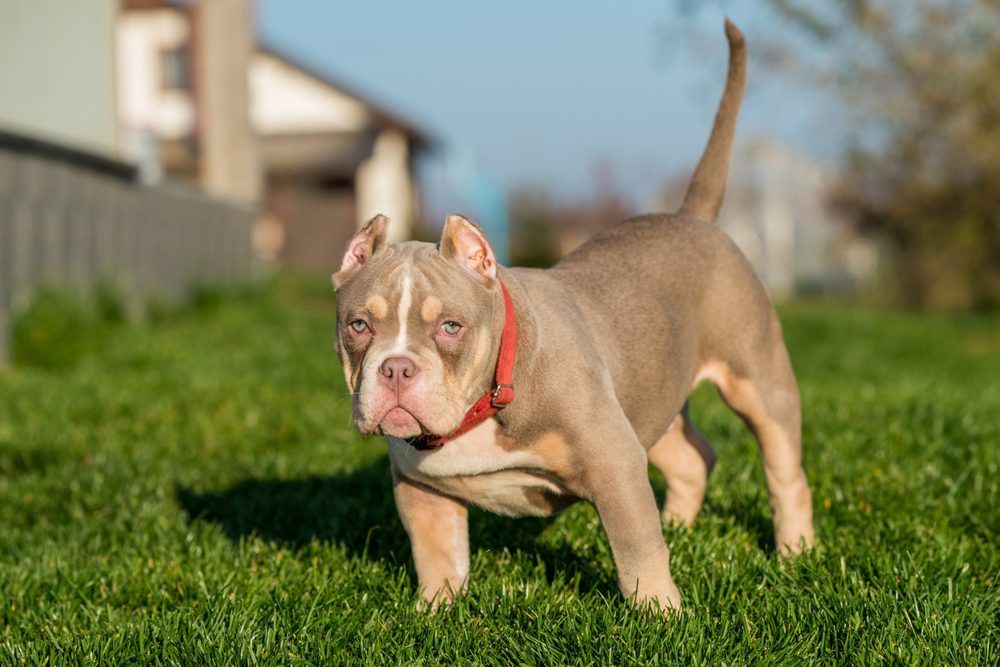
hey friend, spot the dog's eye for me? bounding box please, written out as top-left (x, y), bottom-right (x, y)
top-left (349, 319), bottom-right (370, 334)
top-left (440, 321), bottom-right (462, 335)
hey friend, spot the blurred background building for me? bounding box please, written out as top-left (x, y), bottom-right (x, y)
top-left (511, 138), bottom-right (879, 299)
top-left (0, 0), bottom-right (435, 364)
top-left (717, 139), bottom-right (878, 299)
top-left (6, 0), bottom-right (986, 368)
top-left (117, 0), bottom-right (432, 270)
top-left (668, 138), bottom-right (878, 299)
top-left (1, 0), bottom-right (432, 266)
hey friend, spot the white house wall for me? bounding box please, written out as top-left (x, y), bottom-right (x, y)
top-left (116, 9), bottom-right (195, 142)
top-left (250, 54), bottom-right (372, 136)
top-left (0, 0), bottom-right (118, 157)
top-left (355, 128), bottom-right (413, 242)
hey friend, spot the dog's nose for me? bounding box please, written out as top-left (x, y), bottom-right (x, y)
top-left (379, 356), bottom-right (419, 386)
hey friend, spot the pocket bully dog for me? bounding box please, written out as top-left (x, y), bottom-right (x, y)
top-left (331, 20), bottom-right (814, 613)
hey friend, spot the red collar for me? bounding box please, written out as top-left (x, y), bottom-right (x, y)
top-left (408, 279), bottom-right (517, 450)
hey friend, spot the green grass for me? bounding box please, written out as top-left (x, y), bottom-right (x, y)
top-left (0, 276), bottom-right (997, 664)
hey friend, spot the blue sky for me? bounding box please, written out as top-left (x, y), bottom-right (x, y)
top-left (258, 1), bottom-right (847, 212)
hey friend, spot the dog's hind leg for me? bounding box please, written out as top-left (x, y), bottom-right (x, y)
top-left (710, 337), bottom-right (815, 555)
top-left (647, 402), bottom-right (717, 526)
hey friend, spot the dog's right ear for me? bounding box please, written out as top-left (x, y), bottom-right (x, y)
top-left (440, 214), bottom-right (498, 285)
top-left (332, 214), bottom-right (389, 289)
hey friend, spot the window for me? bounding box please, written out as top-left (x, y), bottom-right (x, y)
top-left (162, 45), bottom-right (189, 91)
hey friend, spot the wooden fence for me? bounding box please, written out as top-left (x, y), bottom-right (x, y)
top-left (0, 132), bottom-right (257, 366)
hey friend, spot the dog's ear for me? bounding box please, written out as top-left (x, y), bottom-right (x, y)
top-left (332, 214), bottom-right (389, 289)
top-left (440, 214), bottom-right (498, 284)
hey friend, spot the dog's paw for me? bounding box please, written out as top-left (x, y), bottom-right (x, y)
top-left (416, 583), bottom-right (462, 612)
top-left (776, 528), bottom-right (816, 558)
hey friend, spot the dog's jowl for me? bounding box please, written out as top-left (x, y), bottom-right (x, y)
top-left (331, 20), bottom-right (814, 613)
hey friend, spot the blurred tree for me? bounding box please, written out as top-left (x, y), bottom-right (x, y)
top-left (769, 0), bottom-right (1000, 309)
top-left (508, 160), bottom-right (636, 268)
top-left (508, 188), bottom-right (563, 268)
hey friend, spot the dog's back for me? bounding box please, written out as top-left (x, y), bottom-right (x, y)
top-left (519, 19), bottom-right (758, 444)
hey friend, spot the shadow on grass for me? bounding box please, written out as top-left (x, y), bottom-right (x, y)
top-left (176, 458), bottom-right (405, 555)
top-left (176, 455), bottom-right (618, 595)
top-left (683, 484), bottom-right (777, 555)
top-left (727, 499), bottom-right (777, 555)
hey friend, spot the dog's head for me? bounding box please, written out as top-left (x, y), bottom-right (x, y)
top-left (332, 214), bottom-right (504, 438)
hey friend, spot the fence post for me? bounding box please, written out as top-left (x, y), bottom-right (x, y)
top-left (0, 251), bottom-right (9, 367)
top-left (0, 297), bottom-right (8, 369)
top-left (0, 150), bottom-right (12, 368)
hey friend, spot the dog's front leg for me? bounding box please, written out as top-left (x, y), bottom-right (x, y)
top-left (588, 432), bottom-right (682, 613)
top-left (392, 466), bottom-right (470, 607)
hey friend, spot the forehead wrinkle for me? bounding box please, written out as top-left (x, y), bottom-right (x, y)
top-left (383, 259), bottom-right (409, 285)
top-left (411, 259), bottom-right (441, 286)
top-left (367, 259), bottom-right (408, 320)
top-left (411, 261), bottom-right (484, 319)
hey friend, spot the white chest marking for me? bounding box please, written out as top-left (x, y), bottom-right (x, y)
top-left (387, 420), bottom-right (572, 517)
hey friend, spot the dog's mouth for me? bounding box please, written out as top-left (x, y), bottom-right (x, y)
top-left (383, 406), bottom-right (419, 429)
top-left (371, 404), bottom-right (430, 439)
top-left (360, 394), bottom-right (460, 441)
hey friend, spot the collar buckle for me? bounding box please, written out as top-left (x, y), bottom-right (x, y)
top-left (490, 383), bottom-right (515, 409)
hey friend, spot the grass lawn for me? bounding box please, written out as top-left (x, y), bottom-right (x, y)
top-left (0, 276), bottom-right (997, 664)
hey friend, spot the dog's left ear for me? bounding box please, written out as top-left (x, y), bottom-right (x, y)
top-left (440, 214), bottom-right (497, 284)
top-left (332, 214), bottom-right (389, 289)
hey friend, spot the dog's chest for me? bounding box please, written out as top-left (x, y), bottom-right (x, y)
top-left (387, 420), bottom-right (576, 517)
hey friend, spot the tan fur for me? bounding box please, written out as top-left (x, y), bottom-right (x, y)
top-left (707, 359), bottom-right (815, 554)
top-left (392, 467), bottom-right (470, 605)
top-left (582, 411), bottom-right (682, 612)
top-left (458, 330), bottom-right (490, 396)
top-left (340, 342), bottom-right (354, 391)
top-left (421, 296), bottom-right (443, 322)
top-left (527, 431), bottom-right (574, 477)
top-left (331, 21), bottom-right (814, 614)
top-left (648, 405), bottom-right (717, 526)
top-left (366, 295), bottom-right (389, 319)
top-left (678, 19), bottom-right (747, 224)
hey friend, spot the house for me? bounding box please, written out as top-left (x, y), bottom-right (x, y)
top-left (249, 46), bottom-right (431, 269)
top-left (718, 138), bottom-right (877, 298)
top-left (116, 0), bottom-right (261, 203)
top-left (0, 0), bottom-right (119, 159)
top-left (116, 0), bottom-right (431, 271)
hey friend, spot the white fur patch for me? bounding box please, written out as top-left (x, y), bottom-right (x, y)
top-left (392, 270), bottom-right (412, 354)
top-left (387, 420), bottom-right (571, 517)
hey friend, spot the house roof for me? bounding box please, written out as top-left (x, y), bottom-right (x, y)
top-left (121, 2), bottom-right (436, 152)
top-left (121, 0), bottom-right (187, 10)
top-left (256, 42), bottom-right (436, 152)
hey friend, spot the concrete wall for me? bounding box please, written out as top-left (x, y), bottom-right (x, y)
top-left (0, 0), bottom-right (119, 158)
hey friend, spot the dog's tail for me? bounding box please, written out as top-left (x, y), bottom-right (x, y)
top-left (677, 19), bottom-right (747, 224)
